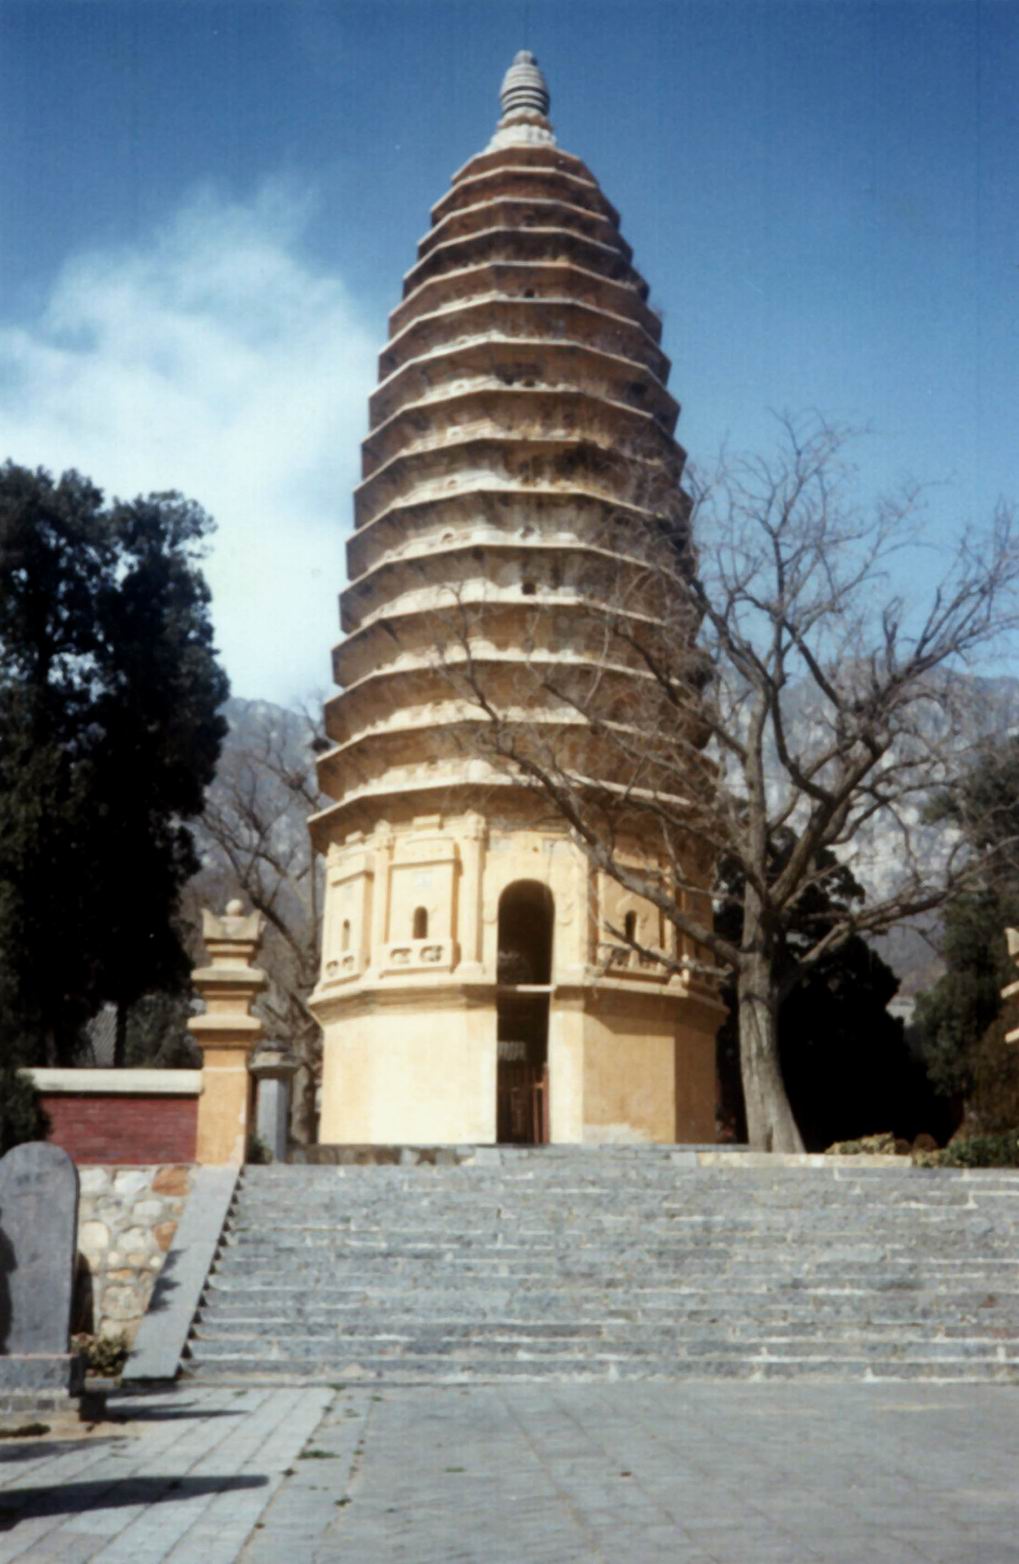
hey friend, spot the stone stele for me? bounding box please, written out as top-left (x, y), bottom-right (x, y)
top-left (0, 1140), bottom-right (80, 1355)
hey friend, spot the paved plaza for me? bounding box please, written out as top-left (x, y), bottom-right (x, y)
top-left (0, 1381), bottom-right (1017, 1561)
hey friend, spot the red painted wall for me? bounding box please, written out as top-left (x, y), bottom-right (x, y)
top-left (40, 1093), bottom-right (198, 1165)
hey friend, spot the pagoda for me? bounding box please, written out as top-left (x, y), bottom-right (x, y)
top-left (309, 53), bottom-right (722, 1145)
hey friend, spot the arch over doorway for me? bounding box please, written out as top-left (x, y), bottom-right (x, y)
top-left (496, 880), bottom-right (553, 1144)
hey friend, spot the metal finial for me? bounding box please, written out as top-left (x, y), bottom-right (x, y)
top-left (499, 50), bottom-right (550, 120)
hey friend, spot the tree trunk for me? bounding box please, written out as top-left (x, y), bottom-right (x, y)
top-left (737, 949), bottom-right (804, 1153)
top-left (113, 1002), bottom-right (127, 1069)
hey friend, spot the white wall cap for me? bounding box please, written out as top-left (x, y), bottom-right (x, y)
top-left (23, 1067), bottom-right (202, 1096)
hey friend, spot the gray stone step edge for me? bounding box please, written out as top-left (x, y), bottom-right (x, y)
top-left (122, 1165), bottom-right (240, 1383)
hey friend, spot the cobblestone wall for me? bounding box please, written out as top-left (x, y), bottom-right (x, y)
top-left (77, 1165), bottom-right (193, 1343)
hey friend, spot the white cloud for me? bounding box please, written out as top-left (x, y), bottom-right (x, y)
top-left (0, 180), bottom-right (378, 703)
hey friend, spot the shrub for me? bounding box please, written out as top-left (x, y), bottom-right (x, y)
top-left (0, 1067), bottom-right (51, 1156)
top-left (72, 1331), bottom-right (129, 1379)
top-left (824, 1132), bottom-right (903, 1157)
top-left (935, 1131), bottom-right (1019, 1168)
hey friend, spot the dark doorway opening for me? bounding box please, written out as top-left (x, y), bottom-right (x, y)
top-left (496, 881), bottom-right (553, 1144)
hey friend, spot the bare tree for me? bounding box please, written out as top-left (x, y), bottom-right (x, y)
top-left (437, 417), bottom-right (1019, 1151)
top-left (187, 699), bottom-right (326, 1142)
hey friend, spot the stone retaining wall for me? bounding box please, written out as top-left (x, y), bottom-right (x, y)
top-left (77, 1164), bottom-right (193, 1343)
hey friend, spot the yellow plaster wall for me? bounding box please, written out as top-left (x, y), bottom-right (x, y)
top-left (547, 998), bottom-right (584, 1142)
top-left (580, 1002), bottom-right (677, 1143)
top-left (580, 997), bottom-right (716, 1144)
top-left (311, 808), bottom-right (720, 1147)
top-left (672, 997), bottom-right (724, 1143)
top-left (318, 997), bottom-right (497, 1144)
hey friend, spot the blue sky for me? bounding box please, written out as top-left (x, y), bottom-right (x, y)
top-left (1, 0), bottom-right (1016, 702)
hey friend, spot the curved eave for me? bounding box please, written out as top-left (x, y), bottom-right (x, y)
top-left (389, 260), bottom-right (663, 343)
top-left (379, 293), bottom-right (670, 385)
top-left (431, 161), bottom-right (619, 227)
top-left (417, 194), bottom-right (633, 265)
top-left (340, 533), bottom-right (687, 634)
top-left (448, 142), bottom-right (597, 197)
top-left (401, 224), bottom-right (649, 300)
top-left (330, 589), bottom-right (673, 686)
top-left (324, 651), bottom-right (666, 743)
top-left (316, 709), bottom-right (653, 796)
top-left (344, 483), bottom-right (690, 580)
top-left (353, 430), bottom-right (687, 529)
top-left (368, 335), bottom-right (678, 433)
top-left (361, 381), bottom-right (680, 477)
top-left (309, 772), bottom-right (539, 849)
top-left (310, 762), bottom-right (699, 853)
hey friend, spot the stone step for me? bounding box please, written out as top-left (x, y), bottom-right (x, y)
top-left (218, 1237), bottom-right (1017, 1261)
top-left (233, 1185), bottom-right (1019, 1205)
top-left (203, 1279), bottom-right (1019, 1307)
top-left (227, 1210), bottom-right (1019, 1232)
top-left (182, 1351), bottom-right (1019, 1384)
top-left (240, 1176), bottom-right (1019, 1182)
top-left (189, 1325), bottom-right (1019, 1354)
top-left (191, 1318), bottom-right (1019, 1346)
top-left (197, 1301), bottom-right (1019, 1330)
top-left (184, 1157), bottom-right (1019, 1386)
top-left (232, 1190), bottom-right (1019, 1210)
top-left (193, 1302), bottom-right (1019, 1329)
top-left (223, 1210), bottom-right (1019, 1234)
top-left (212, 1255), bottom-right (1019, 1278)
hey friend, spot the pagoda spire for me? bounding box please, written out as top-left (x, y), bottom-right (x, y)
top-left (489, 50), bottom-right (556, 149)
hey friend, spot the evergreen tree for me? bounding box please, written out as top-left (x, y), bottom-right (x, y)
top-left (0, 1065), bottom-right (51, 1154)
top-left (913, 736), bottom-right (1019, 1126)
top-left (716, 833), bottom-right (943, 1149)
top-left (0, 462), bottom-right (229, 1065)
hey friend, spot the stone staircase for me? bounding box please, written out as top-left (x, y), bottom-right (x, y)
top-left (182, 1148), bottom-right (1019, 1383)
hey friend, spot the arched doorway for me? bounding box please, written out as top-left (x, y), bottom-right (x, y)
top-left (496, 880), bottom-right (553, 1144)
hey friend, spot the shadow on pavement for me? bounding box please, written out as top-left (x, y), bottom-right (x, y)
top-left (105, 1402), bottom-right (243, 1424)
top-left (0, 1473), bottom-right (267, 1529)
top-left (0, 1435), bottom-right (131, 1466)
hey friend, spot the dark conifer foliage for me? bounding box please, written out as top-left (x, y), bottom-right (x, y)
top-left (0, 461), bottom-right (229, 1065)
top-left (913, 735), bottom-right (1019, 1127)
top-left (716, 833), bottom-right (947, 1149)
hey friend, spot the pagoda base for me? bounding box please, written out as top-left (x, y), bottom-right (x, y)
top-left (312, 981), bottom-right (719, 1147)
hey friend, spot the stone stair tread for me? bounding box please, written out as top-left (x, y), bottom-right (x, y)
top-left (183, 1156), bottom-right (1019, 1386)
top-left (182, 1354), bottom-right (1019, 1382)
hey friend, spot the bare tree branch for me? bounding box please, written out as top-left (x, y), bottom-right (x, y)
top-left (427, 415), bottom-right (1019, 1149)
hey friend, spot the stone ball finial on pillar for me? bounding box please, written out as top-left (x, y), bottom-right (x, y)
top-left (188, 901), bottom-right (267, 1165)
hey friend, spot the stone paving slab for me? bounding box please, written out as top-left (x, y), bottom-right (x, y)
top-left (2, 1382), bottom-right (1018, 1560)
top-left (0, 1386), bottom-right (331, 1563)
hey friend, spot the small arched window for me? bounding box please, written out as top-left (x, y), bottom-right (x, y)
top-left (340, 919), bottom-right (351, 952)
top-left (412, 906), bottom-right (429, 939)
top-left (623, 910), bottom-right (637, 944)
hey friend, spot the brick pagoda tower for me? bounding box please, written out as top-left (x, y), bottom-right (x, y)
top-left (309, 53), bottom-right (721, 1145)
